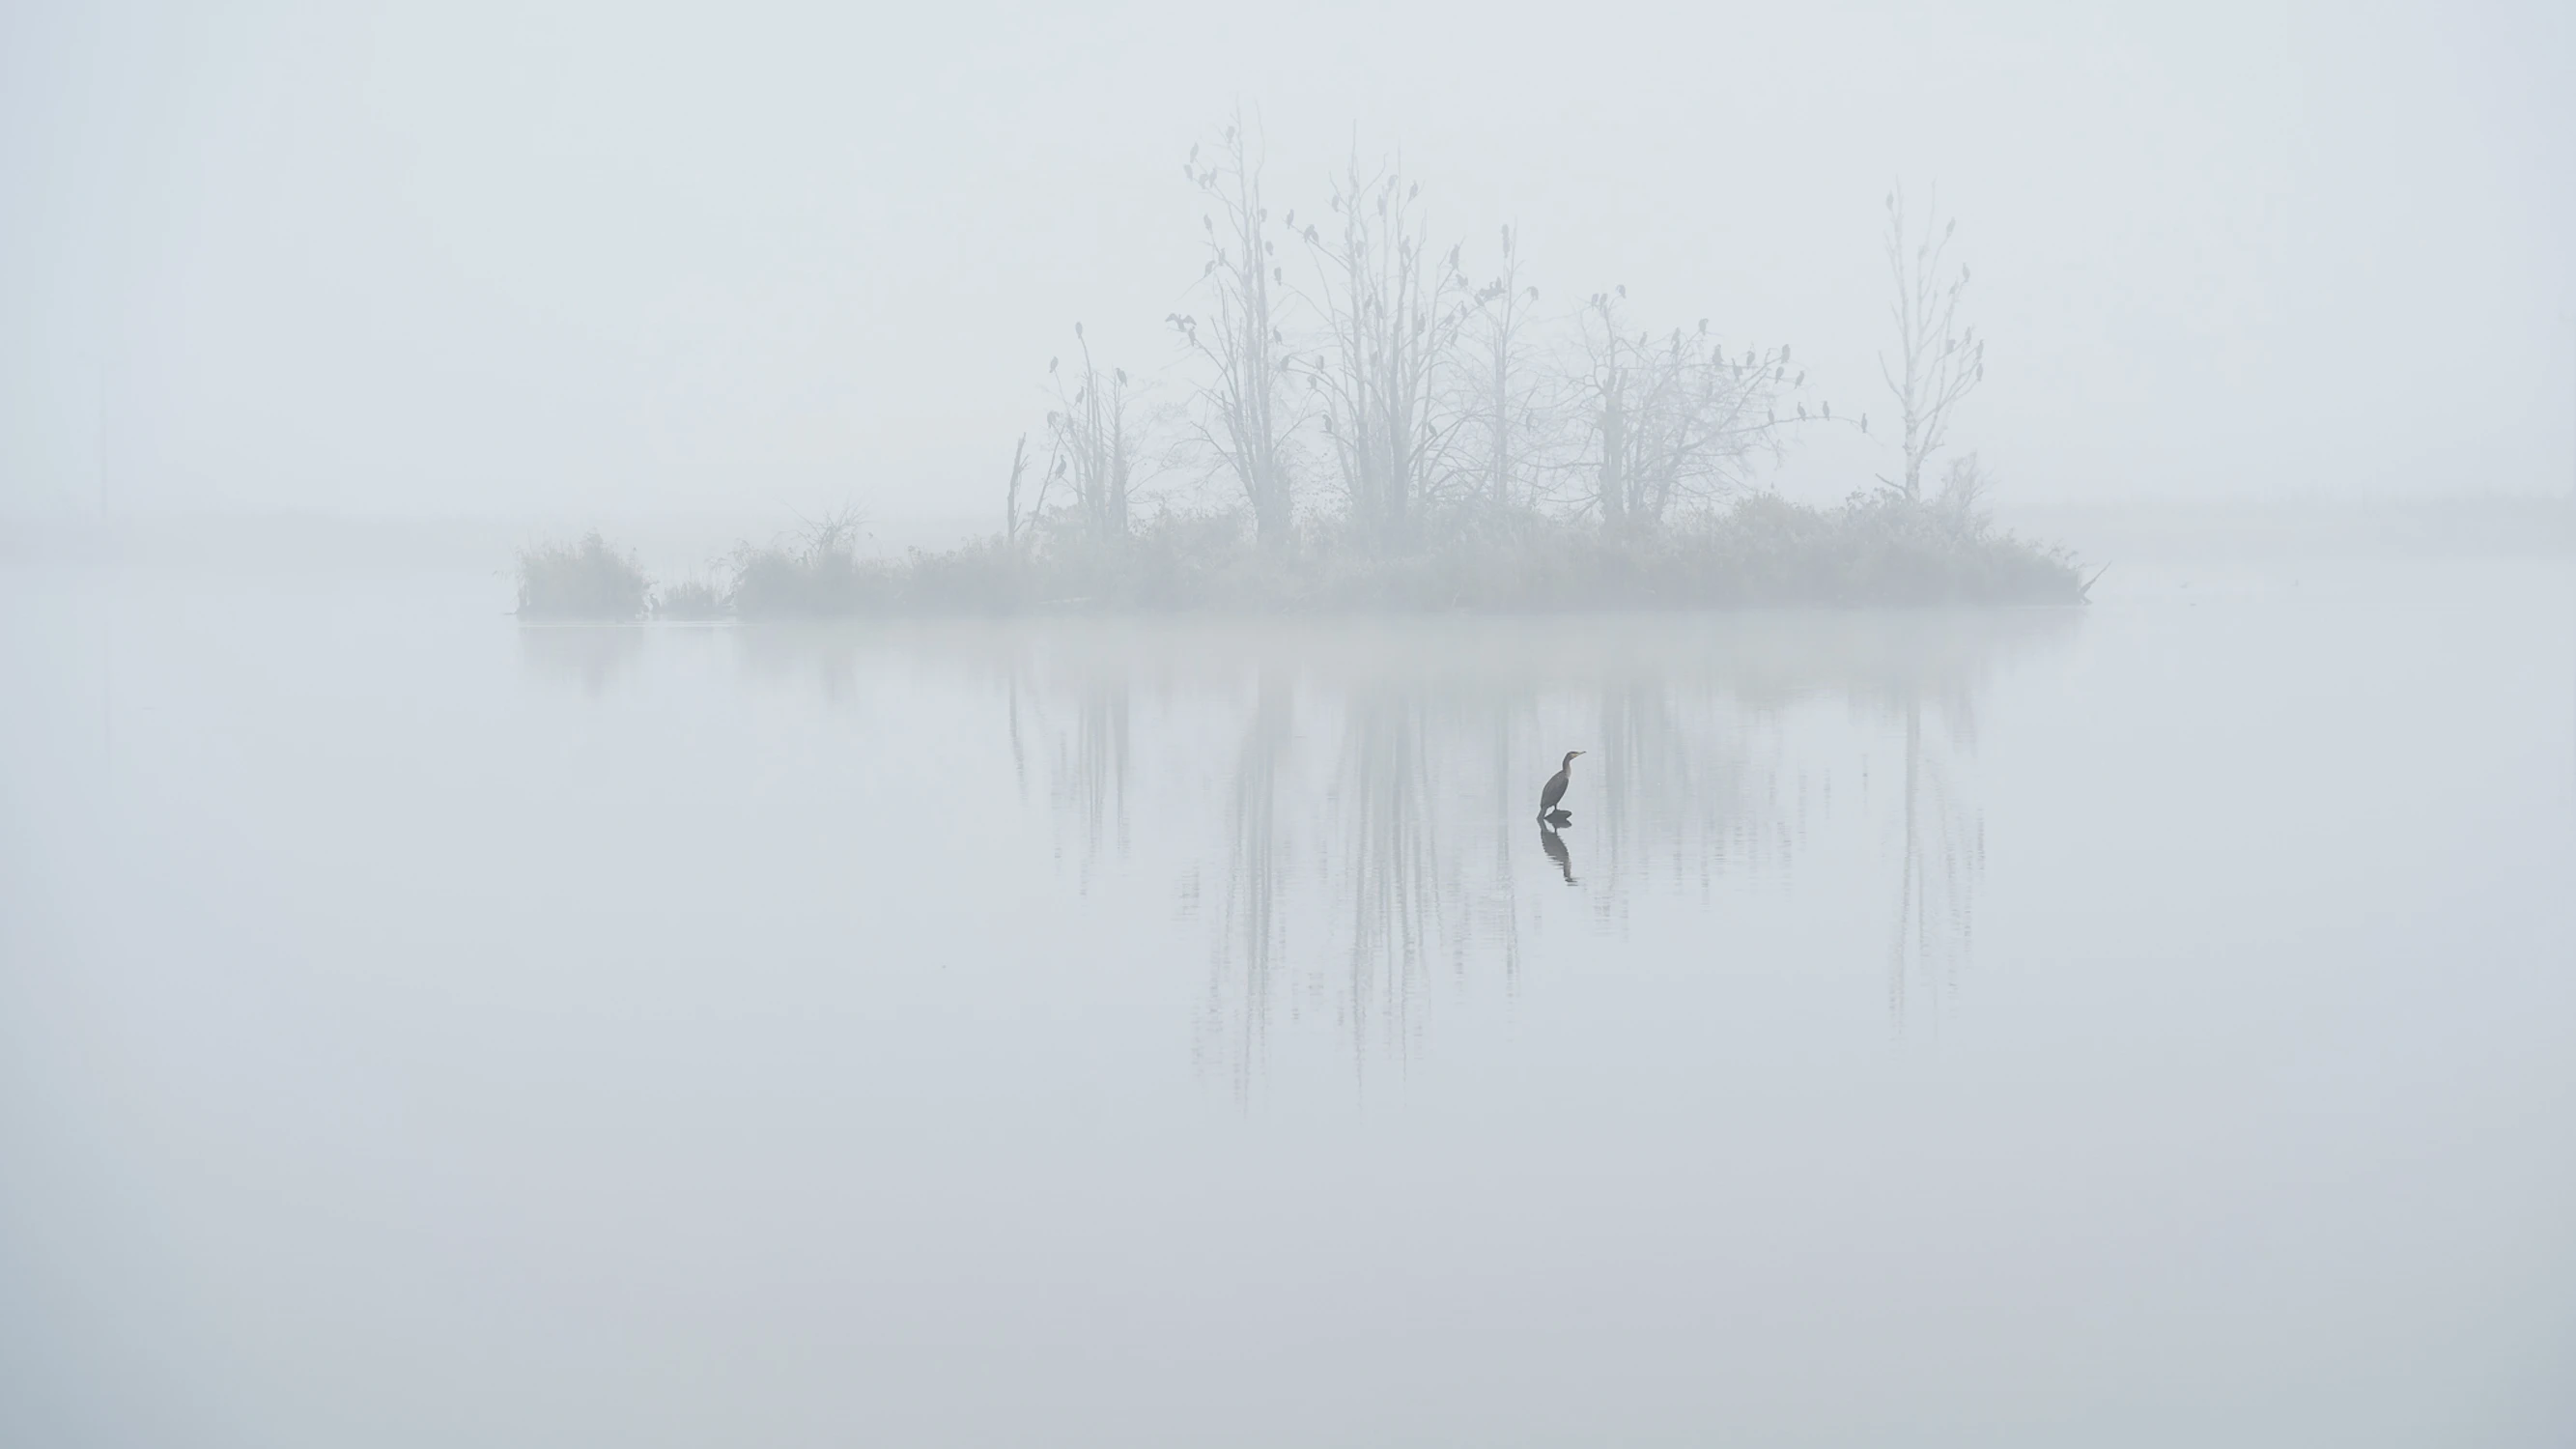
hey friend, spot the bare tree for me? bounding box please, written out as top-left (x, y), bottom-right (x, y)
top-left (1572, 289), bottom-right (1792, 537)
top-left (1172, 112), bottom-right (1301, 546)
top-left (1878, 186), bottom-right (1985, 500)
top-left (1932, 451), bottom-right (1992, 539)
top-left (1298, 153), bottom-right (1471, 550)
top-left (1043, 324), bottom-right (1135, 545)
top-left (1464, 224), bottom-right (1544, 516)
top-left (1003, 433), bottom-right (1031, 549)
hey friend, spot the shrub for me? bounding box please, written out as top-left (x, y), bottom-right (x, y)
top-left (654, 579), bottom-right (730, 620)
top-left (716, 507), bottom-right (910, 619)
top-left (516, 533), bottom-right (650, 621)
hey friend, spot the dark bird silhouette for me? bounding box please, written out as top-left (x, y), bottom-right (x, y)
top-left (1537, 750), bottom-right (1584, 819)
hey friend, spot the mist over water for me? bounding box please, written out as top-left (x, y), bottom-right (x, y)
top-left (7, 2), bottom-right (2575, 1439)
top-left (6, 557), bottom-right (2572, 1445)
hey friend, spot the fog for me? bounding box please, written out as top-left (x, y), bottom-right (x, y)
top-left (4, 0), bottom-right (2572, 526)
top-left (6, 3), bottom-right (2576, 1446)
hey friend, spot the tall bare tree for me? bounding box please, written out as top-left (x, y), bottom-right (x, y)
top-left (1573, 289), bottom-right (1792, 537)
top-left (1299, 154), bottom-right (1471, 549)
top-left (1172, 112), bottom-right (1300, 546)
top-left (1003, 432), bottom-right (1032, 549)
top-left (1878, 186), bottom-right (1985, 500)
top-left (1043, 323), bottom-right (1134, 545)
top-left (1465, 224), bottom-right (1543, 515)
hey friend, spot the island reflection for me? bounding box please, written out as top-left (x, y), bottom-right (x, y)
top-left (734, 611), bottom-right (2074, 1088)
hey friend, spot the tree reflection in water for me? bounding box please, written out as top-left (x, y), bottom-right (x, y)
top-left (1051, 615), bottom-right (2062, 1088)
top-left (516, 623), bottom-right (643, 697)
top-left (1215, 664), bottom-right (1292, 1098)
top-left (1886, 696), bottom-right (1981, 1025)
top-left (717, 612), bottom-right (2073, 1090)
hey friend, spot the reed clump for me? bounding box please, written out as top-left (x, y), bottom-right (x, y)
top-left (651, 578), bottom-right (729, 621)
top-left (515, 532), bottom-right (651, 621)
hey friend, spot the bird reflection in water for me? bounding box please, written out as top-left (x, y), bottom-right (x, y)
top-left (937, 610), bottom-right (2072, 1084)
top-left (1538, 817), bottom-right (1577, 884)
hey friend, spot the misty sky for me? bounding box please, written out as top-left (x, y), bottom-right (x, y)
top-left (4, 0), bottom-right (2570, 523)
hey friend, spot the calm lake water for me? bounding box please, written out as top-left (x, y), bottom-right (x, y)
top-left (4, 557), bottom-right (2573, 1446)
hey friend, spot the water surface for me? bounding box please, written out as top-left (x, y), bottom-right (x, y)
top-left (3, 559), bottom-right (2571, 1446)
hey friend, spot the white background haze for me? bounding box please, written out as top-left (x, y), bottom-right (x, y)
top-left (5, 9), bottom-right (2575, 1442)
top-left (3, 0), bottom-right (2571, 525)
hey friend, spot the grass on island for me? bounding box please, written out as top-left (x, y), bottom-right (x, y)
top-left (516, 490), bottom-right (2087, 623)
top-left (516, 532), bottom-right (651, 622)
top-left (652, 578), bottom-right (730, 621)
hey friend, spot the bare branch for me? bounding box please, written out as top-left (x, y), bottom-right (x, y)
top-left (1879, 185), bottom-right (1986, 499)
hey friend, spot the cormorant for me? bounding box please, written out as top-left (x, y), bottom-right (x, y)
top-left (1537, 750), bottom-right (1584, 819)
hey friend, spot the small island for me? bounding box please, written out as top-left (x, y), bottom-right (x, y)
top-left (519, 122), bottom-right (2086, 622)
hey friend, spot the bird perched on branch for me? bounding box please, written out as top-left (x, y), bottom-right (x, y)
top-left (1537, 750), bottom-right (1585, 820)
